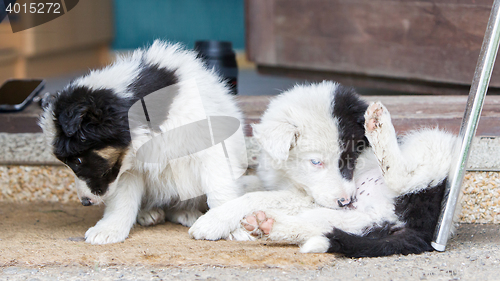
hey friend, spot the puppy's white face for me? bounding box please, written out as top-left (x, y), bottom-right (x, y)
top-left (253, 82), bottom-right (368, 210)
top-left (286, 149), bottom-right (357, 209)
top-left (255, 121), bottom-right (357, 209)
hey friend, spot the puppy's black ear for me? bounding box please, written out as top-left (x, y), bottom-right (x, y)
top-left (252, 121), bottom-right (299, 161)
top-left (59, 105), bottom-right (90, 137)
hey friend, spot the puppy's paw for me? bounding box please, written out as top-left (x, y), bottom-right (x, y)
top-left (300, 236), bottom-right (330, 253)
top-left (241, 211), bottom-right (274, 237)
top-left (189, 211), bottom-right (236, 240)
top-left (137, 208), bottom-right (166, 226)
top-left (167, 209), bottom-right (203, 227)
top-left (85, 222), bottom-right (130, 245)
top-left (364, 102), bottom-right (390, 133)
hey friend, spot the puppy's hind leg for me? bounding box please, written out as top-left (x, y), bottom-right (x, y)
top-left (189, 190), bottom-right (311, 241)
top-left (227, 211), bottom-right (272, 241)
top-left (165, 209), bottom-right (204, 227)
top-left (241, 211), bottom-right (275, 237)
top-left (239, 209), bottom-right (341, 246)
top-left (365, 102), bottom-right (458, 195)
top-left (364, 102), bottom-right (408, 194)
top-left (137, 208), bottom-right (166, 226)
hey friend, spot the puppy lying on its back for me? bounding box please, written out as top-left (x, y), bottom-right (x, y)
top-left (40, 41), bottom-right (246, 244)
top-left (190, 81), bottom-right (458, 257)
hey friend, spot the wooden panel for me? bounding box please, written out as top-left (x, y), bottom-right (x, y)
top-left (257, 65), bottom-right (480, 95)
top-left (235, 95), bottom-right (500, 136)
top-left (3, 95), bottom-right (500, 135)
top-left (246, 0), bottom-right (277, 64)
top-left (25, 44), bottom-right (109, 78)
top-left (248, 0), bottom-right (500, 89)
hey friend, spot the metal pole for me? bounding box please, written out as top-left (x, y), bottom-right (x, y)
top-left (432, 0), bottom-right (500, 251)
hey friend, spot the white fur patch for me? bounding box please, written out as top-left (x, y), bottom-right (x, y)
top-left (300, 236), bottom-right (330, 253)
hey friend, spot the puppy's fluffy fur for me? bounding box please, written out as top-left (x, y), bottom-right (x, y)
top-left (40, 41), bottom-right (245, 244)
top-left (189, 81), bottom-right (458, 257)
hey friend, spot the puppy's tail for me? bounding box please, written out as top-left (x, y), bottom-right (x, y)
top-left (325, 223), bottom-right (433, 258)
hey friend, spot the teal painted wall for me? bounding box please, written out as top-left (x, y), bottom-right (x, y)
top-left (113, 0), bottom-right (245, 50)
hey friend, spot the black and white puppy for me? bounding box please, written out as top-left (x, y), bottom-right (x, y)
top-left (40, 40), bottom-right (246, 244)
top-left (189, 81), bottom-right (458, 257)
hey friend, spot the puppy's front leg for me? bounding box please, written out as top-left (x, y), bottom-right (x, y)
top-left (85, 172), bottom-right (144, 244)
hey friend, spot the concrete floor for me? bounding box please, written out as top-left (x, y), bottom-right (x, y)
top-left (0, 202), bottom-right (500, 280)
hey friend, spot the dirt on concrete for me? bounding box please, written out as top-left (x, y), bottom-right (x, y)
top-left (0, 202), bottom-right (335, 269)
top-left (1, 202), bottom-right (500, 280)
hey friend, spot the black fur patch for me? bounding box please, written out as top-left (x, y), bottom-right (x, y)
top-left (51, 62), bottom-right (178, 196)
top-left (331, 85), bottom-right (369, 180)
top-left (128, 62), bottom-right (178, 99)
top-left (58, 150), bottom-right (123, 195)
top-left (326, 180), bottom-right (446, 257)
top-left (53, 87), bottom-right (131, 157)
top-left (394, 179), bottom-right (447, 241)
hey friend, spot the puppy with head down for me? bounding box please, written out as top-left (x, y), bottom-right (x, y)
top-left (254, 82), bottom-right (368, 208)
top-left (40, 41), bottom-right (246, 244)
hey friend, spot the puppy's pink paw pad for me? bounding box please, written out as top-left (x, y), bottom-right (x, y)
top-left (241, 211), bottom-right (274, 237)
top-left (242, 215), bottom-right (258, 232)
top-left (365, 102), bottom-right (386, 132)
top-left (260, 218), bottom-right (274, 235)
top-left (255, 211), bottom-right (266, 222)
top-left (366, 118), bottom-right (378, 131)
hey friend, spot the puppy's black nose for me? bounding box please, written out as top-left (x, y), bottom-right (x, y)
top-left (338, 197), bottom-right (351, 207)
top-left (81, 197), bottom-right (93, 206)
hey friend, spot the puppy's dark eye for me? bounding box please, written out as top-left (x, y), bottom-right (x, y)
top-left (70, 157), bottom-right (83, 167)
top-left (64, 157), bottom-right (83, 171)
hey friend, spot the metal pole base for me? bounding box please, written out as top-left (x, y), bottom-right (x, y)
top-left (431, 242), bottom-right (446, 252)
